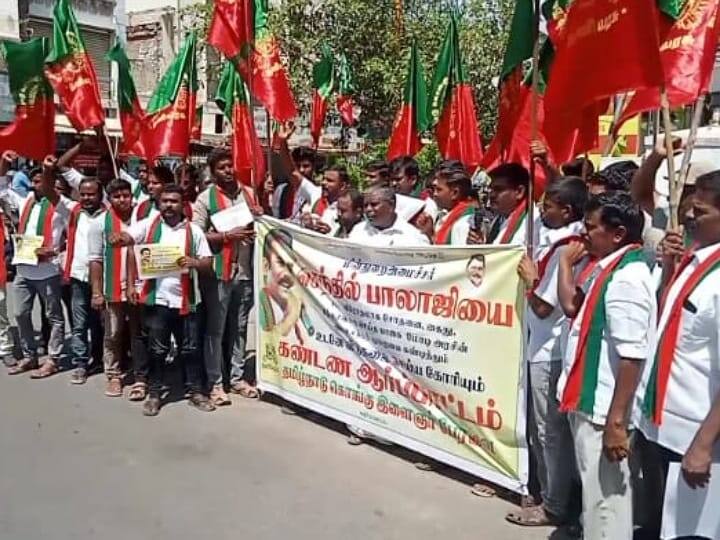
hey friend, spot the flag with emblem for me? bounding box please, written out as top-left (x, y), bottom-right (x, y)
top-left (208, 0), bottom-right (297, 122)
top-left (144, 33), bottom-right (197, 162)
top-left (336, 53), bottom-right (357, 126)
top-left (387, 43), bottom-right (429, 160)
top-left (0, 38), bottom-right (55, 160)
top-left (44, 0), bottom-right (105, 131)
top-left (106, 41), bottom-right (146, 157)
top-left (310, 44), bottom-right (334, 145)
top-left (428, 13), bottom-right (484, 169)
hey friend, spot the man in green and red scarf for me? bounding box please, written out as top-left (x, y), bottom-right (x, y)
top-left (636, 171), bottom-right (720, 535)
top-left (0, 152), bottom-right (75, 379)
top-left (556, 191), bottom-right (656, 540)
top-left (430, 168), bottom-right (476, 246)
top-left (193, 147), bottom-right (261, 406)
top-left (121, 185), bottom-right (215, 417)
top-left (88, 178), bottom-right (148, 399)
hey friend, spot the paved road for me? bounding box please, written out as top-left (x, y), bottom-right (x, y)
top-left (0, 364), bottom-right (571, 540)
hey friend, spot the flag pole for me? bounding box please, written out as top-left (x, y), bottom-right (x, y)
top-left (527, 0), bottom-right (541, 256)
top-left (660, 87), bottom-right (679, 229)
top-left (677, 94), bottom-right (706, 195)
top-left (602, 93), bottom-right (628, 156)
top-left (101, 127), bottom-right (120, 179)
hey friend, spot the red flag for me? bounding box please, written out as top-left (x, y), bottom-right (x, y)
top-left (428, 15), bottom-right (484, 169)
top-left (208, 0), bottom-right (297, 123)
top-left (106, 42), bottom-right (146, 157)
top-left (0, 38), bottom-right (55, 161)
top-left (44, 0), bottom-right (105, 132)
top-left (309, 44), bottom-right (334, 145)
top-left (544, 0), bottom-right (663, 158)
top-left (615, 0), bottom-right (720, 134)
top-left (144, 33), bottom-right (197, 162)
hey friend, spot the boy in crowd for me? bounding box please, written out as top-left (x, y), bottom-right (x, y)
top-left (89, 179), bottom-right (146, 398)
top-left (557, 191), bottom-right (656, 540)
top-left (510, 177), bottom-right (589, 527)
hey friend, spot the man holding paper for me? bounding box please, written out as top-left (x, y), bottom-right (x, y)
top-left (0, 151), bottom-right (74, 379)
top-left (193, 147), bottom-right (261, 405)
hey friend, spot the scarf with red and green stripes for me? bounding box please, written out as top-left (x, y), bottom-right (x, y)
top-left (311, 196), bottom-right (328, 216)
top-left (560, 244), bottom-right (646, 415)
top-left (132, 182), bottom-right (144, 200)
top-left (62, 204), bottom-right (85, 281)
top-left (434, 200), bottom-right (475, 245)
top-left (18, 195), bottom-right (56, 247)
top-left (642, 245), bottom-right (720, 425)
top-left (208, 184), bottom-right (234, 281)
top-left (135, 198), bottom-right (155, 221)
top-left (259, 287), bottom-right (314, 344)
top-left (103, 208), bottom-right (126, 303)
top-left (139, 215), bottom-right (197, 315)
top-left (498, 200), bottom-right (527, 244)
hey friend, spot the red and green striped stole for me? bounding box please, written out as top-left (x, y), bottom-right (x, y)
top-left (103, 208), bottom-right (125, 303)
top-left (139, 215), bottom-right (197, 315)
top-left (132, 182), bottom-right (143, 200)
top-left (312, 196), bottom-right (328, 216)
top-left (18, 195), bottom-right (56, 247)
top-left (135, 198), bottom-right (154, 221)
top-left (208, 184), bottom-right (234, 281)
top-left (531, 234), bottom-right (584, 294)
top-left (499, 200), bottom-right (527, 244)
top-left (560, 244), bottom-right (646, 414)
top-left (184, 202), bottom-right (193, 220)
top-left (62, 204), bottom-right (84, 281)
top-left (434, 200), bottom-right (475, 245)
top-left (642, 245), bottom-right (720, 425)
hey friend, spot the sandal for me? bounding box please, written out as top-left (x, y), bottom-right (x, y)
top-left (8, 358), bottom-right (38, 375)
top-left (128, 382), bottom-right (147, 402)
top-left (470, 483), bottom-right (496, 498)
top-left (30, 360), bottom-right (59, 379)
top-left (505, 505), bottom-right (562, 527)
top-left (230, 381), bottom-right (260, 399)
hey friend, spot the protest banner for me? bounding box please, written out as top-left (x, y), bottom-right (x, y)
top-left (255, 217), bottom-right (529, 494)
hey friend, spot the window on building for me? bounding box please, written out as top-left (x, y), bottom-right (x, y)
top-left (215, 114), bottom-right (224, 134)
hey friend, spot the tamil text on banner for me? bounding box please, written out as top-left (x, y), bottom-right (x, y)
top-left (254, 217), bottom-right (529, 493)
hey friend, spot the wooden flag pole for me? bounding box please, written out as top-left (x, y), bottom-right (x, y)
top-left (527, 0), bottom-right (541, 256)
top-left (102, 129), bottom-right (120, 180)
top-left (677, 94), bottom-right (706, 194)
top-left (602, 93), bottom-right (628, 156)
top-left (660, 87), bottom-right (679, 229)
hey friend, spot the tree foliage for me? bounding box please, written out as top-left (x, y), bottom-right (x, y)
top-left (190, 0), bottom-right (515, 142)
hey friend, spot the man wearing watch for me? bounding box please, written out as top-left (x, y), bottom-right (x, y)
top-left (0, 151), bottom-right (75, 378)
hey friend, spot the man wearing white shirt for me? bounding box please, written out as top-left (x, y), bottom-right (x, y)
top-left (636, 171), bottom-right (720, 535)
top-left (65, 179), bottom-right (105, 385)
top-left (389, 156), bottom-right (439, 222)
top-left (271, 124), bottom-right (321, 222)
top-left (348, 187), bottom-right (430, 247)
top-left (556, 192), bottom-right (656, 540)
top-left (430, 169), bottom-right (476, 246)
top-left (193, 148), bottom-right (259, 405)
top-left (131, 165), bottom-right (174, 225)
top-left (510, 177), bottom-right (588, 527)
top-left (0, 152), bottom-right (74, 378)
top-left (302, 165), bottom-right (350, 236)
top-left (120, 185), bottom-right (215, 417)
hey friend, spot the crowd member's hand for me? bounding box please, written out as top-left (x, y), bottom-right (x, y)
top-left (603, 421), bottom-right (630, 463)
top-left (0, 150), bottom-right (17, 177)
top-left (250, 204), bottom-right (264, 217)
top-left (177, 256), bottom-right (200, 269)
top-left (263, 175), bottom-right (274, 196)
top-left (561, 241), bottom-right (588, 266)
top-left (530, 140), bottom-right (548, 165)
top-left (681, 439), bottom-right (712, 489)
top-left (310, 220), bottom-right (331, 235)
top-left (35, 247), bottom-right (56, 262)
top-left (653, 136), bottom-right (683, 158)
top-left (43, 155), bottom-right (58, 172)
top-left (659, 230), bottom-right (685, 260)
top-left (91, 294), bottom-right (105, 311)
top-left (517, 254), bottom-right (538, 289)
top-left (467, 228), bottom-right (485, 245)
top-left (127, 287), bottom-right (139, 305)
top-left (413, 212), bottom-right (434, 240)
top-left (276, 121), bottom-right (296, 142)
top-left (225, 226), bottom-right (255, 244)
top-left (108, 231), bottom-right (133, 247)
